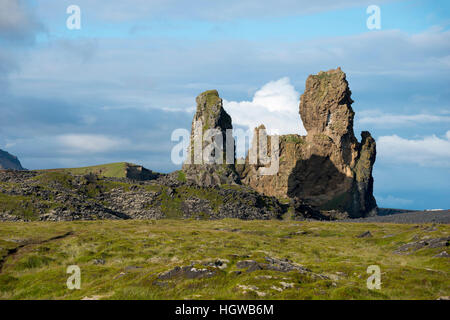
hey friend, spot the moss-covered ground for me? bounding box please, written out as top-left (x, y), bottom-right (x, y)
top-left (0, 219), bottom-right (448, 300)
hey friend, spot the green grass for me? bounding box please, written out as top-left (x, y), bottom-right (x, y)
top-left (281, 135), bottom-right (305, 144)
top-left (177, 171), bottom-right (186, 183)
top-left (39, 162), bottom-right (130, 178)
top-left (0, 194), bottom-right (37, 220)
top-left (0, 219), bottom-right (448, 300)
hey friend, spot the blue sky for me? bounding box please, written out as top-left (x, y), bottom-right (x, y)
top-left (0, 0), bottom-right (449, 210)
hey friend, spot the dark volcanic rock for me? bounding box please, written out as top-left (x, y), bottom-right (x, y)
top-left (0, 149), bottom-right (24, 170)
top-left (394, 237), bottom-right (450, 254)
top-left (236, 257), bottom-right (312, 273)
top-left (125, 163), bottom-right (160, 180)
top-left (433, 251), bottom-right (449, 258)
top-left (356, 231), bottom-right (373, 238)
top-left (0, 170), bottom-right (287, 221)
top-left (236, 257), bottom-right (328, 279)
top-left (158, 265), bottom-right (216, 280)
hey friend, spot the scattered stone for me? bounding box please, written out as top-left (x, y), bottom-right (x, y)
top-left (280, 282), bottom-right (294, 289)
top-left (228, 254), bottom-right (251, 259)
top-left (422, 224), bottom-right (438, 232)
top-left (92, 259), bottom-right (105, 265)
top-left (394, 237), bottom-right (450, 254)
top-left (271, 285), bottom-right (283, 292)
top-left (114, 272), bottom-right (127, 280)
top-left (125, 265), bottom-right (143, 271)
top-left (237, 284), bottom-right (266, 297)
top-left (81, 295), bottom-right (104, 300)
top-left (357, 231), bottom-right (373, 238)
top-left (158, 265), bottom-right (216, 280)
top-left (433, 251), bottom-right (449, 258)
top-left (236, 260), bottom-right (258, 269)
top-left (296, 230), bottom-right (311, 235)
top-left (197, 258), bottom-right (229, 270)
top-left (263, 257), bottom-right (311, 273)
top-left (325, 274), bottom-right (341, 281)
top-left (237, 284), bottom-right (258, 291)
top-left (235, 256), bottom-right (326, 279)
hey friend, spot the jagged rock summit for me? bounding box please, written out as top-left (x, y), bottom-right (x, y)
top-left (187, 68), bottom-right (377, 218)
top-left (294, 67), bottom-right (377, 217)
top-left (0, 149), bottom-right (24, 170)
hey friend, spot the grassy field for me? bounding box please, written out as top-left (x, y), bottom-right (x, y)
top-left (0, 219), bottom-right (448, 300)
top-left (39, 162), bottom-right (130, 178)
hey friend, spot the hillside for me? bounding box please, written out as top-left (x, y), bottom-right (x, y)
top-left (0, 170), bottom-right (287, 222)
top-left (0, 150), bottom-right (24, 171)
top-left (0, 219), bottom-right (448, 299)
top-left (40, 162), bottom-right (159, 180)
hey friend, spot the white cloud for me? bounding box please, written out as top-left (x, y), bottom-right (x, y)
top-left (358, 110), bottom-right (450, 126)
top-left (57, 134), bottom-right (128, 154)
top-left (377, 131), bottom-right (450, 167)
top-left (223, 77), bottom-right (306, 135)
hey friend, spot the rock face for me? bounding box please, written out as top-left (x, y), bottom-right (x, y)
top-left (125, 163), bottom-right (159, 180)
top-left (0, 149), bottom-right (24, 170)
top-left (238, 68), bottom-right (377, 218)
top-left (182, 90), bottom-right (240, 186)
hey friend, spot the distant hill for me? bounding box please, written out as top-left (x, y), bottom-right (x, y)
top-left (40, 162), bottom-right (159, 180)
top-left (0, 149), bottom-right (24, 170)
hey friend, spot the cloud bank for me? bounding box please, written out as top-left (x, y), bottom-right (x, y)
top-left (35, 0), bottom-right (395, 22)
top-left (377, 131), bottom-right (450, 167)
top-left (57, 134), bottom-right (129, 154)
top-left (224, 77), bottom-right (306, 135)
top-left (358, 110), bottom-right (450, 126)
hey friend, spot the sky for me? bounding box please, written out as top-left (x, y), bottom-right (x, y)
top-left (0, 0), bottom-right (449, 210)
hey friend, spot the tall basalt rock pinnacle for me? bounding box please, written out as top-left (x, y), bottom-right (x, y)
top-left (182, 90), bottom-right (240, 186)
top-left (295, 67), bottom-right (377, 217)
top-left (238, 68), bottom-right (377, 217)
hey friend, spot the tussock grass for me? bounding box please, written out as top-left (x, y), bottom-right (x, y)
top-left (0, 219), bottom-right (448, 300)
